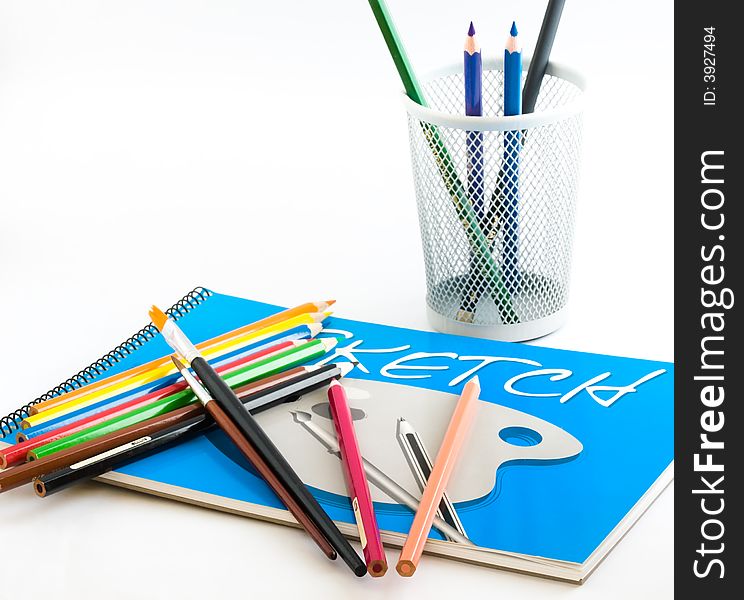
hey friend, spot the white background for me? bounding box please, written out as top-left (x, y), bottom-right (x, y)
top-left (0, 1), bottom-right (673, 598)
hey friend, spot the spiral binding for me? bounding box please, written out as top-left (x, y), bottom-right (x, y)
top-left (0, 287), bottom-right (213, 437)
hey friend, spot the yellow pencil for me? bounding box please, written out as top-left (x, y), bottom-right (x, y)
top-left (29, 300), bottom-right (334, 416)
top-left (396, 376), bottom-right (480, 577)
top-left (23, 311), bottom-right (331, 428)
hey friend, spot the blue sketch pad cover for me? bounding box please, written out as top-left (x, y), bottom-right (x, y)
top-left (1, 290), bottom-right (673, 578)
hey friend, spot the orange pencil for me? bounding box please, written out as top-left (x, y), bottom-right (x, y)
top-left (29, 300), bottom-right (334, 415)
top-left (396, 377), bottom-right (480, 577)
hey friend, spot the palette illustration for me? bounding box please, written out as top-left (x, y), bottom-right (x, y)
top-left (252, 378), bottom-right (583, 506)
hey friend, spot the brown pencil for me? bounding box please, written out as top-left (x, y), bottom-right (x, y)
top-left (0, 406), bottom-right (193, 492)
top-left (1, 364), bottom-right (345, 491)
top-left (13, 366), bottom-right (307, 444)
top-left (31, 363), bottom-right (353, 497)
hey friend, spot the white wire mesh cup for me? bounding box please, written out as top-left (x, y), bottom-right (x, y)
top-left (405, 58), bottom-right (585, 342)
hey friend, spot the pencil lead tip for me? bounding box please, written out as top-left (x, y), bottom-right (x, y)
top-left (337, 362), bottom-right (355, 377)
top-left (468, 21), bottom-right (475, 36)
top-left (321, 337), bottom-right (338, 351)
top-left (469, 375), bottom-right (481, 388)
top-left (149, 305), bottom-right (169, 331)
top-left (324, 299), bottom-right (336, 307)
top-left (510, 21), bottom-right (518, 37)
top-left (329, 379), bottom-right (341, 388)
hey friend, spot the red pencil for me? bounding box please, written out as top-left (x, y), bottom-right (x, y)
top-left (0, 340), bottom-right (296, 469)
top-left (327, 380), bottom-right (387, 576)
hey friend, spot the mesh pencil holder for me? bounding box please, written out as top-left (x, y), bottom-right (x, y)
top-left (405, 58), bottom-right (585, 342)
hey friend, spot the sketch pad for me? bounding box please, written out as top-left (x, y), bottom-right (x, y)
top-left (0, 288), bottom-right (673, 583)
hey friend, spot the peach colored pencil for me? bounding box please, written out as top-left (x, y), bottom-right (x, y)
top-left (396, 376), bottom-right (480, 577)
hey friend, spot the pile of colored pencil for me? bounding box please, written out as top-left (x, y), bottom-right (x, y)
top-left (0, 300), bottom-right (374, 574)
top-left (1, 296), bottom-right (482, 578)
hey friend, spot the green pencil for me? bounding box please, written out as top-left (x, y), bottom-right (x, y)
top-left (30, 338), bottom-right (338, 459)
top-left (366, 0), bottom-right (517, 323)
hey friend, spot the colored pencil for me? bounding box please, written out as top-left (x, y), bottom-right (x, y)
top-left (464, 21), bottom-right (484, 217)
top-left (28, 300), bottom-right (333, 416)
top-left (18, 363), bottom-right (310, 448)
top-left (29, 338), bottom-right (337, 460)
top-left (20, 336), bottom-right (310, 441)
top-left (149, 306), bottom-right (367, 577)
top-left (522, 0), bottom-right (566, 114)
top-left (4, 346), bottom-right (281, 468)
top-left (171, 355), bottom-right (338, 561)
top-left (489, 5), bottom-right (557, 264)
top-left (396, 417), bottom-right (467, 540)
top-left (458, 21), bottom-right (485, 323)
top-left (1, 406), bottom-right (194, 492)
top-left (366, 0), bottom-right (517, 324)
top-left (503, 21), bottom-right (523, 293)
top-left (28, 311), bottom-right (330, 420)
top-left (327, 380), bottom-right (387, 576)
top-left (33, 363), bottom-right (354, 496)
top-left (396, 377), bottom-right (480, 576)
top-left (35, 416), bottom-right (208, 491)
top-left (3, 352), bottom-right (319, 470)
top-left (291, 410), bottom-right (472, 545)
top-left (2, 363), bottom-right (348, 493)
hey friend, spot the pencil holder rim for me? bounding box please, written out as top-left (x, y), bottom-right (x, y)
top-left (402, 57), bottom-right (585, 132)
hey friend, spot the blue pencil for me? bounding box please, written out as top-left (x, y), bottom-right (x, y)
top-left (503, 21), bottom-right (522, 292)
top-left (457, 22), bottom-right (484, 322)
top-left (18, 324), bottom-right (320, 440)
top-left (464, 22), bottom-right (483, 217)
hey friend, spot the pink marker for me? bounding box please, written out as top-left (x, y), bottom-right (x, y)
top-left (327, 380), bottom-right (388, 577)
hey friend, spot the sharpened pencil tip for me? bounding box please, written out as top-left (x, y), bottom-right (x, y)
top-left (149, 305), bottom-right (169, 331)
top-left (329, 379), bottom-right (341, 388)
top-left (321, 337), bottom-right (338, 352)
top-left (468, 21), bottom-right (475, 36)
top-left (510, 21), bottom-right (518, 37)
top-left (337, 362), bottom-right (355, 377)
